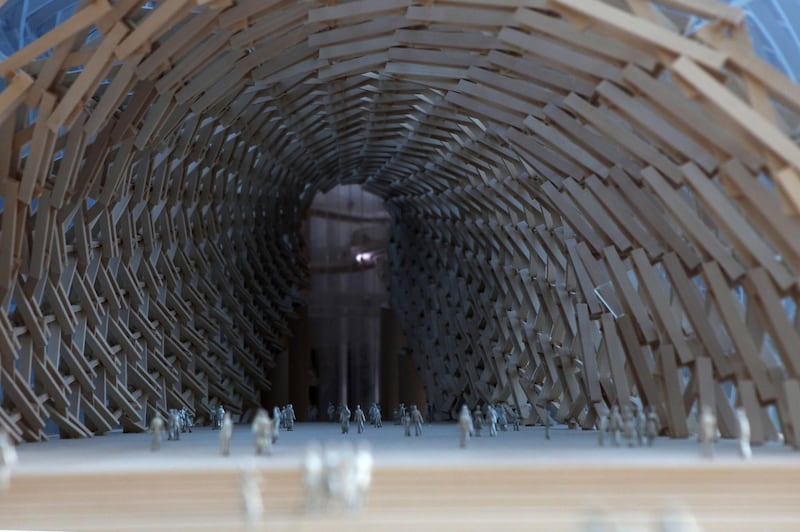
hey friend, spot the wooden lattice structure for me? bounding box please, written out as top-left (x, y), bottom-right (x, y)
top-left (1, 0), bottom-right (800, 445)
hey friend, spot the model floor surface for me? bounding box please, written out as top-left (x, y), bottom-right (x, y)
top-left (1, 422), bottom-right (798, 531)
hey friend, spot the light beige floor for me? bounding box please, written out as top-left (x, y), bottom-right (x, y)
top-left (1, 422), bottom-right (798, 531)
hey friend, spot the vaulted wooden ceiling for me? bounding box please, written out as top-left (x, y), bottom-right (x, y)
top-left (1, 0), bottom-right (800, 445)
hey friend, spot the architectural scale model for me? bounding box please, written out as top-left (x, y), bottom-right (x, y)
top-left (1, 0), bottom-right (800, 527)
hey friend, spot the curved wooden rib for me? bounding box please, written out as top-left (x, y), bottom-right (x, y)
top-left (0, 0), bottom-right (799, 445)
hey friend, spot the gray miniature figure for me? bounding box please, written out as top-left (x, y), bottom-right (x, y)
top-left (168, 409), bottom-right (181, 441)
top-left (352, 442), bottom-right (373, 510)
top-left (285, 404), bottom-right (296, 431)
top-left (410, 404), bottom-right (424, 436)
top-left (608, 405), bottom-right (623, 446)
top-left (252, 408), bottom-right (273, 456)
top-left (496, 404), bottom-right (508, 431)
top-left (150, 412), bottom-right (165, 451)
top-left (487, 405), bottom-right (498, 437)
top-left (736, 407), bottom-right (752, 460)
top-left (373, 404), bottom-right (382, 428)
top-left (303, 442), bottom-right (325, 513)
top-left (239, 466), bottom-right (264, 524)
top-left (509, 406), bottom-right (521, 431)
top-left (473, 406), bottom-right (483, 436)
top-left (179, 407), bottom-right (193, 433)
top-left (272, 406), bottom-right (281, 443)
top-left (327, 402), bottom-right (336, 422)
top-left (340, 404), bottom-right (351, 434)
top-left (621, 404), bottom-right (636, 447)
top-left (636, 406), bottom-right (646, 446)
top-left (354, 405), bottom-right (366, 434)
top-left (458, 405), bottom-right (474, 448)
top-left (403, 410), bottom-right (412, 437)
top-left (0, 428), bottom-right (18, 491)
top-left (398, 403), bottom-right (406, 424)
top-left (699, 405), bottom-right (716, 459)
top-left (543, 407), bottom-right (551, 440)
top-left (212, 405), bottom-right (225, 430)
top-left (645, 407), bottom-right (660, 446)
top-left (220, 411), bottom-right (233, 456)
top-left (279, 406), bottom-right (287, 429)
top-left (597, 414), bottom-right (608, 446)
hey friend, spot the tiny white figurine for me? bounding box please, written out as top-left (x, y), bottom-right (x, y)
top-left (458, 405), bottom-right (474, 448)
top-left (487, 405), bottom-right (498, 437)
top-left (410, 404), bottom-right (424, 436)
top-left (272, 406), bottom-right (281, 443)
top-left (211, 404), bottom-right (225, 430)
top-left (473, 406), bottom-right (483, 437)
top-left (621, 404), bottom-right (636, 447)
top-left (220, 412), bottom-right (233, 456)
top-left (179, 407), bottom-right (193, 433)
top-left (736, 407), bottom-right (752, 460)
top-left (327, 402), bottom-right (336, 422)
top-left (303, 442), bottom-right (325, 513)
top-left (252, 408), bottom-right (273, 456)
top-left (608, 405), bottom-right (623, 446)
top-left (636, 406), bottom-right (646, 446)
top-left (496, 404), bottom-right (508, 431)
top-left (285, 404), bottom-right (296, 431)
top-left (597, 414), bottom-right (608, 446)
top-left (0, 428), bottom-right (18, 490)
top-left (150, 412), bottom-right (165, 451)
top-left (402, 410), bottom-right (412, 437)
top-left (340, 404), bottom-right (351, 434)
top-left (509, 406), bottom-right (521, 431)
top-left (645, 406), bottom-right (660, 446)
top-left (239, 466), bottom-right (263, 523)
top-left (350, 442), bottom-right (373, 510)
top-left (167, 409), bottom-right (181, 441)
top-left (699, 405), bottom-right (716, 459)
top-left (354, 405), bottom-right (366, 434)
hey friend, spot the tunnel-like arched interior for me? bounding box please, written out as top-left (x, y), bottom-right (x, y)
top-left (1, 0), bottom-right (800, 446)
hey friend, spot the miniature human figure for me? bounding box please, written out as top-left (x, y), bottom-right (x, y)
top-left (543, 407), bottom-right (551, 440)
top-left (285, 404), bottom-right (296, 431)
top-left (373, 404), bottom-right (382, 428)
top-left (279, 406), bottom-right (287, 429)
top-left (598, 414), bottom-right (608, 446)
top-left (212, 405), bottom-right (225, 430)
top-left (608, 405), bottom-right (623, 446)
top-left (352, 442), bottom-right (373, 510)
top-left (621, 404), bottom-right (636, 447)
top-left (327, 402), bottom-right (336, 422)
top-left (252, 408), bottom-right (273, 456)
top-left (340, 404), bottom-right (351, 434)
top-left (168, 409), bottom-right (181, 441)
top-left (509, 406), bottom-right (521, 431)
top-left (150, 412), bottom-right (165, 451)
top-left (272, 406), bottom-right (281, 443)
top-left (354, 405), bottom-right (366, 434)
top-left (496, 404), bottom-right (508, 431)
top-left (487, 405), bottom-right (498, 437)
top-left (179, 407), bottom-right (193, 433)
top-left (636, 406), bottom-right (646, 446)
top-left (473, 405), bottom-right (483, 436)
top-left (220, 412), bottom-right (233, 456)
top-left (303, 442), bottom-right (325, 513)
top-left (403, 410), bottom-right (412, 437)
top-left (0, 428), bottom-right (18, 490)
top-left (458, 405), bottom-right (474, 448)
top-left (368, 404), bottom-right (378, 426)
top-left (736, 407), bottom-right (752, 460)
top-left (398, 403), bottom-right (406, 424)
top-left (239, 466), bottom-right (263, 524)
top-left (210, 407), bottom-right (219, 430)
top-left (699, 405), bottom-right (716, 459)
top-left (645, 407), bottom-right (660, 446)
top-left (410, 404), bottom-right (424, 436)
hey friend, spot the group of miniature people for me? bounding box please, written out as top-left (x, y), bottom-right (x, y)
top-left (149, 403), bottom-right (295, 456)
top-left (598, 404), bottom-right (660, 447)
top-left (302, 441), bottom-right (373, 513)
top-left (456, 403), bottom-right (522, 448)
top-left (330, 403), bottom-right (383, 434)
top-left (149, 407), bottom-right (195, 450)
